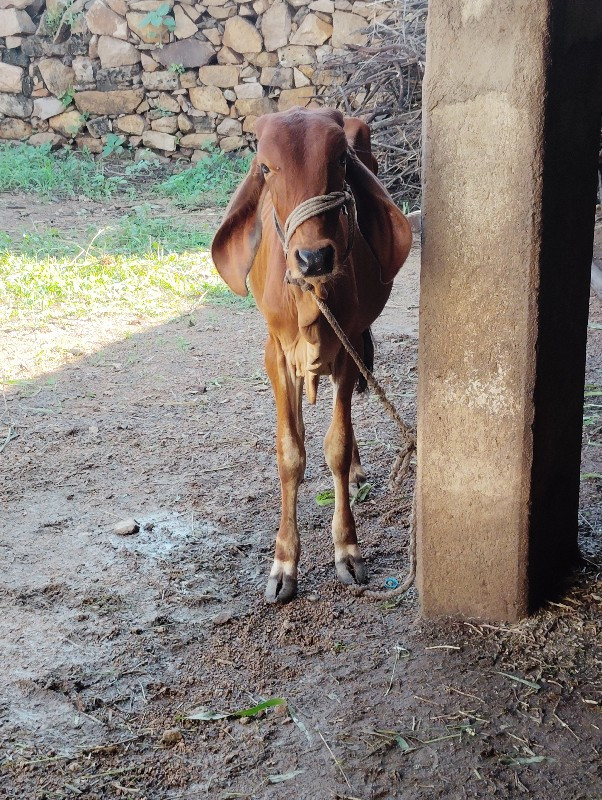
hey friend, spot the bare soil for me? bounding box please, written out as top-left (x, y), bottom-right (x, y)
top-left (0, 198), bottom-right (600, 800)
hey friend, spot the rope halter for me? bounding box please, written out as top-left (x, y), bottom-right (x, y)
top-left (272, 181), bottom-right (357, 261)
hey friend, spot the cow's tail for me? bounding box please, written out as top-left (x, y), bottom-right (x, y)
top-left (356, 328), bottom-right (374, 393)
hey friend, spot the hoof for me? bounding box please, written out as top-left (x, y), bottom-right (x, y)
top-left (349, 468), bottom-right (367, 496)
top-left (265, 573), bottom-right (298, 604)
top-left (335, 554), bottom-right (368, 586)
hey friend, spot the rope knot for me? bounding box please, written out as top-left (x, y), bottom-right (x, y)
top-left (274, 182), bottom-right (356, 259)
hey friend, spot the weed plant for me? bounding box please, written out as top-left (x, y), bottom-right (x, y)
top-left (155, 149), bottom-right (252, 208)
top-left (0, 143), bottom-right (127, 200)
top-left (0, 206), bottom-right (249, 321)
top-left (0, 144), bottom-right (254, 319)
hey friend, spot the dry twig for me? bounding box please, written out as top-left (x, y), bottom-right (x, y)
top-left (323, 0), bottom-right (427, 210)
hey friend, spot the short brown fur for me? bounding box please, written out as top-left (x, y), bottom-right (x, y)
top-left (212, 107), bottom-right (412, 602)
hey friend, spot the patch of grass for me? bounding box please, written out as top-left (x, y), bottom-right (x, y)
top-left (0, 143), bottom-right (127, 200)
top-left (155, 149), bottom-right (252, 209)
top-left (0, 206), bottom-right (251, 320)
top-left (2, 205), bottom-right (212, 258)
top-left (94, 204), bottom-right (214, 255)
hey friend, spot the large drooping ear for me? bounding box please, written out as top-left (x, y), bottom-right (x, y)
top-left (346, 148), bottom-right (412, 284)
top-left (211, 157), bottom-right (266, 297)
top-left (343, 117), bottom-right (378, 175)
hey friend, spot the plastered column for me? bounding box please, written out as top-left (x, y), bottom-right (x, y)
top-left (417, 0), bottom-right (602, 620)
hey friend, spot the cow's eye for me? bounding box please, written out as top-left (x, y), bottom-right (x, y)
top-left (260, 163), bottom-right (270, 175)
top-left (339, 152), bottom-right (347, 167)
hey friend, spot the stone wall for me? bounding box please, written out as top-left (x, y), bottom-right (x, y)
top-left (0, 0), bottom-right (396, 161)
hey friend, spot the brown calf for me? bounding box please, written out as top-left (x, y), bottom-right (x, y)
top-left (212, 107), bottom-right (412, 602)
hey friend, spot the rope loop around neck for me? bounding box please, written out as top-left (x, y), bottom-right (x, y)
top-left (273, 182), bottom-right (356, 260)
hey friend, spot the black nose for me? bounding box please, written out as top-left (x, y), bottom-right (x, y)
top-left (296, 245), bottom-right (335, 276)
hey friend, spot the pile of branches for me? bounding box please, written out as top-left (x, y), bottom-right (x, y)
top-left (324, 0), bottom-right (427, 211)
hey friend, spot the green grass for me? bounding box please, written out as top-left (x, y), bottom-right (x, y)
top-left (155, 149), bottom-right (252, 209)
top-left (1, 205), bottom-right (213, 258)
top-left (0, 142), bottom-right (251, 207)
top-left (0, 206), bottom-right (251, 320)
top-left (0, 143), bottom-right (254, 320)
top-left (0, 142), bottom-right (130, 200)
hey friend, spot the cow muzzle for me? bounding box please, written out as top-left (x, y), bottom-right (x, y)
top-left (295, 244), bottom-right (335, 277)
top-left (273, 184), bottom-right (356, 269)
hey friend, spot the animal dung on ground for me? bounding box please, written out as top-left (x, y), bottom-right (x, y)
top-left (161, 729), bottom-right (183, 747)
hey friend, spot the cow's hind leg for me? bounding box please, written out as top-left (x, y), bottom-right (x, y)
top-left (349, 328), bottom-right (372, 492)
top-left (325, 352), bottom-right (368, 586)
top-left (349, 433), bottom-right (366, 494)
top-left (265, 336), bottom-right (305, 603)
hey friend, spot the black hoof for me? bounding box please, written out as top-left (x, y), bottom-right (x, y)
top-left (335, 556), bottom-right (368, 586)
top-left (265, 574), bottom-right (298, 604)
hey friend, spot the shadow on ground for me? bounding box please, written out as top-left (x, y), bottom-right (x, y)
top-left (0, 255), bottom-right (600, 800)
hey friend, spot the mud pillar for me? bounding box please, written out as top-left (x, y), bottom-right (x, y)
top-left (417, 1), bottom-right (602, 620)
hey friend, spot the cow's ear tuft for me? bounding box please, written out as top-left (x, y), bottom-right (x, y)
top-left (211, 158), bottom-right (266, 297)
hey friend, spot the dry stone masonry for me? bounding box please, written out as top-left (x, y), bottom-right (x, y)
top-left (0, 0), bottom-right (395, 160)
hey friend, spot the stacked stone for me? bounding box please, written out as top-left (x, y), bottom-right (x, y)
top-left (0, 0), bottom-right (394, 160)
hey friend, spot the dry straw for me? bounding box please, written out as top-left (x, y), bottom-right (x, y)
top-left (324, 0), bottom-right (427, 212)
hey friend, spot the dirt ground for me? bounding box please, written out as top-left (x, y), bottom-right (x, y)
top-left (0, 196), bottom-right (600, 800)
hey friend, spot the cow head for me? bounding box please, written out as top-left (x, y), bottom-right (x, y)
top-left (212, 107), bottom-right (411, 297)
top-left (254, 107), bottom-right (349, 284)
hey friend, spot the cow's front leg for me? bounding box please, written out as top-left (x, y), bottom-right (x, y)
top-left (325, 355), bottom-right (368, 586)
top-left (264, 335), bottom-right (305, 603)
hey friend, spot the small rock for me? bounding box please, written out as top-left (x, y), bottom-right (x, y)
top-left (154, 39), bottom-right (215, 69)
top-left (213, 610), bottom-right (234, 625)
top-left (222, 15), bottom-right (263, 54)
top-left (126, 10), bottom-right (170, 43)
top-left (0, 92), bottom-right (32, 119)
top-left (234, 96), bottom-right (277, 117)
top-left (97, 35), bottom-right (140, 69)
top-left (142, 70), bottom-right (179, 91)
top-left (38, 57), bottom-right (75, 97)
top-left (33, 96), bottom-right (64, 120)
top-left (28, 131), bottom-right (65, 148)
top-left (142, 130), bottom-right (177, 152)
top-left (114, 518), bottom-right (139, 536)
top-left (87, 0), bottom-right (128, 39)
top-left (331, 10), bottom-right (368, 49)
top-left (261, 1), bottom-right (291, 51)
top-left (0, 61), bottom-right (24, 93)
top-left (49, 109), bottom-right (85, 139)
top-left (179, 132), bottom-right (217, 149)
top-left (173, 4), bottom-right (197, 38)
top-left (161, 728), bottom-right (183, 747)
top-left (75, 88), bottom-right (144, 115)
top-left (116, 113), bottom-right (145, 136)
top-left (278, 86), bottom-right (314, 111)
top-left (291, 12), bottom-right (332, 46)
top-left (308, 593), bottom-right (319, 602)
top-left (0, 7), bottom-right (35, 36)
top-left (198, 64), bottom-right (240, 88)
top-left (0, 117), bottom-right (31, 139)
